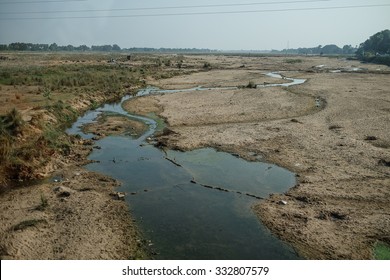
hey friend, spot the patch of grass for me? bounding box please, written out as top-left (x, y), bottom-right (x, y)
top-left (203, 62), bottom-right (211, 69)
top-left (0, 134), bottom-right (12, 162)
top-left (89, 99), bottom-right (100, 110)
top-left (42, 124), bottom-right (71, 156)
top-left (35, 193), bottom-right (49, 211)
top-left (374, 242), bottom-right (390, 260)
top-left (0, 105), bottom-right (73, 183)
top-left (47, 100), bottom-right (77, 127)
top-left (284, 58), bottom-right (303, 64)
top-left (0, 108), bottom-right (24, 136)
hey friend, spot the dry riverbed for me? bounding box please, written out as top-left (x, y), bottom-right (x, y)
top-left (1, 54), bottom-right (389, 259)
top-left (125, 56), bottom-right (390, 259)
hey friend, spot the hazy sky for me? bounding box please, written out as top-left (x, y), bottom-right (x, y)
top-left (0, 0), bottom-right (389, 50)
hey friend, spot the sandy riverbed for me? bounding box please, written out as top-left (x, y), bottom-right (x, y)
top-left (1, 54), bottom-right (389, 260)
top-left (125, 56), bottom-right (390, 259)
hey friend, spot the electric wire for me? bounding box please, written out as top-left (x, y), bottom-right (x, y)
top-left (0, 3), bottom-right (389, 20)
top-left (0, 0), bottom-right (332, 14)
top-left (0, 0), bottom-right (86, 4)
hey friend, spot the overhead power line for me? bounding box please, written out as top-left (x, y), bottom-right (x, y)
top-left (1, 3), bottom-right (389, 20)
top-left (0, 0), bottom-right (86, 4)
top-left (0, 0), bottom-right (331, 14)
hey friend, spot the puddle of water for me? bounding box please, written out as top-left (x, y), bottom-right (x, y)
top-left (86, 140), bottom-right (299, 259)
top-left (258, 72), bottom-right (306, 88)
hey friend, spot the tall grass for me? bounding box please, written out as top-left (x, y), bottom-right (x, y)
top-left (0, 108), bottom-right (24, 136)
top-left (0, 106), bottom-right (73, 184)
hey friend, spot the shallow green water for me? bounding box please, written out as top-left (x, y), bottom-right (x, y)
top-left (67, 83), bottom-right (303, 260)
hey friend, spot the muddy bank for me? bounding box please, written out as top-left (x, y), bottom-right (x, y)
top-left (124, 57), bottom-right (390, 259)
top-left (0, 133), bottom-right (148, 259)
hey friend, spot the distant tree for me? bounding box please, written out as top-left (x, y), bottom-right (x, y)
top-left (65, 45), bottom-right (74, 51)
top-left (9, 42), bottom-right (28, 51)
top-left (342, 45), bottom-right (355, 54)
top-left (356, 29), bottom-right (390, 58)
top-left (356, 29), bottom-right (390, 66)
top-left (321, 44), bottom-right (342, 54)
top-left (76, 45), bottom-right (90, 51)
top-left (112, 44), bottom-right (121, 51)
top-left (49, 43), bottom-right (58, 51)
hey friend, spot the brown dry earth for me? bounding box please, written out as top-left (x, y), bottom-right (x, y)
top-left (125, 56), bottom-right (390, 259)
top-left (0, 136), bottom-right (147, 260)
top-left (82, 114), bottom-right (148, 139)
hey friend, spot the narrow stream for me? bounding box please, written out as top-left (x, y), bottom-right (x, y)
top-left (67, 73), bottom-right (305, 260)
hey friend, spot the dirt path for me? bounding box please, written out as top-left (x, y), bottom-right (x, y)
top-left (125, 56), bottom-right (390, 259)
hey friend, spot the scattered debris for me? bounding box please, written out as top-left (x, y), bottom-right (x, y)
top-left (164, 157), bottom-right (182, 167)
top-left (110, 192), bottom-right (126, 200)
top-left (245, 193), bottom-right (264, 200)
top-left (364, 136), bottom-right (378, 141)
top-left (315, 98), bottom-right (321, 107)
top-left (278, 200), bottom-right (288, 205)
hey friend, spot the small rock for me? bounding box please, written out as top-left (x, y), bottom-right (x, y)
top-left (54, 186), bottom-right (73, 197)
top-left (278, 200), bottom-right (288, 205)
top-left (110, 192), bottom-right (126, 200)
top-left (117, 192), bottom-right (125, 200)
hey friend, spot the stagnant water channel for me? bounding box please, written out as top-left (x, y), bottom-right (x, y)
top-left (67, 72), bottom-right (305, 260)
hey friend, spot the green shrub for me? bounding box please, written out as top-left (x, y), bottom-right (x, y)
top-left (203, 62), bottom-right (211, 69)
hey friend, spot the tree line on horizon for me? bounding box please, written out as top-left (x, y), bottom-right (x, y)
top-left (273, 44), bottom-right (357, 55)
top-left (0, 42), bottom-right (355, 54)
top-left (1, 30), bottom-right (389, 65)
top-left (0, 42), bottom-right (214, 53)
